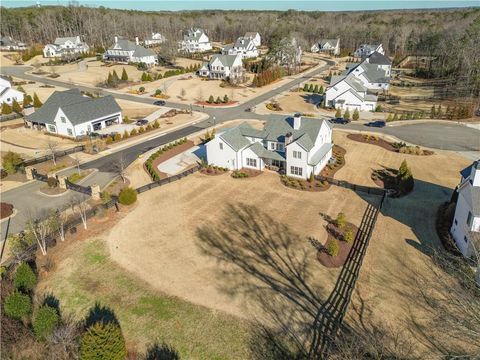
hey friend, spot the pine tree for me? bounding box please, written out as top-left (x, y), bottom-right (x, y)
top-left (12, 99), bottom-right (22, 113)
top-left (313, 84), bottom-right (319, 93)
top-left (308, 84), bottom-right (314, 92)
top-left (141, 72), bottom-right (147, 81)
top-left (80, 322), bottom-right (127, 360)
top-left (33, 305), bottom-right (59, 340)
top-left (112, 70), bottom-right (119, 82)
top-left (335, 108), bottom-right (341, 118)
top-left (352, 108), bottom-right (359, 121)
top-left (319, 85), bottom-right (324, 94)
top-left (343, 109), bottom-right (350, 120)
top-left (23, 94), bottom-right (32, 108)
top-left (2, 102), bottom-right (12, 114)
top-left (223, 94), bottom-right (229, 103)
top-left (430, 105), bottom-right (435, 119)
top-left (303, 83), bottom-right (309, 92)
top-left (437, 105), bottom-right (443, 119)
top-left (392, 113), bottom-right (399, 121)
top-left (386, 113), bottom-right (393, 122)
top-left (107, 72), bottom-right (113, 86)
top-left (121, 68), bottom-right (128, 81)
top-left (208, 95), bottom-right (214, 104)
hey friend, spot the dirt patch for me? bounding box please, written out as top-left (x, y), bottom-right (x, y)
top-left (0, 202), bottom-right (14, 219)
top-left (317, 237), bottom-right (352, 268)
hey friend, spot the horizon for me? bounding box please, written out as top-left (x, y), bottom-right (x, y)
top-left (2, 0), bottom-right (479, 12)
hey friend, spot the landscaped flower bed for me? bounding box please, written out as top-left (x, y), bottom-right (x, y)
top-left (317, 212), bottom-right (358, 268)
top-left (200, 165), bottom-right (228, 176)
top-left (0, 202), bottom-right (14, 219)
top-left (231, 168), bottom-right (262, 179)
top-left (144, 138), bottom-right (193, 181)
top-left (371, 160), bottom-right (414, 197)
top-left (347, 134), bottom-right (434, 155)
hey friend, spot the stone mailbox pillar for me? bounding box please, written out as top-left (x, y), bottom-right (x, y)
top-left (91, 184), bottom-right (101, 201)
top-left (25, 167), bottom-right (35, 180)
top-left (57, 175), bottom-right (67, 189)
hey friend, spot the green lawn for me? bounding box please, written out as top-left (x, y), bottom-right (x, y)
top-left (37, 239), bottom-right (251, 359)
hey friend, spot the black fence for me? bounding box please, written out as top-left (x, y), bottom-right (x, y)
top-left (31, 168), bottom-right (48, 182)
top-left (315, 175), bottom-right (387, 197)
top-left (21, 145), bottom-right (85, 168)
top-left (136, 165), bottom-right (201, 194)
top-left (65, 179), bottom-right (92, 196)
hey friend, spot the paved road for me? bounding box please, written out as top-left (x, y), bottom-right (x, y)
top-left (1, 60), bottom-right (479, 239)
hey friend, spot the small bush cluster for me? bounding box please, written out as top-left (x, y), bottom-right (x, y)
top-left (327, 240), bottom-right (339, 257)
top-left (105, 120), bottom-right (160, 144)
top-left (118, 187), bottom-right (137, 205)
top-left (231, 170), bottom-right (249, 178)
top-left (2, 151), bottom-right (24, 174)
top-left (206, 94), bottom-right (229, 104)
top-left (145, 138), bottom-right (188, 180)
top-left (266, 102), bottom-right (282, 111)
top-left (302, 83), bottom-right (324, 94)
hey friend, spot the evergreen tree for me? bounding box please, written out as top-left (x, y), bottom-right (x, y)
top-left (303, 83), bottom-right (309, 91)
top-left (2, 102), bottom-right (12, 114)
top-left (141, 72), bottom-right (147, 81)
top-left (437, 105), bottom-right (443, 119)
top-left (430, 105), bottom-right (436, 119)
top-left (121, 68), bottom-right (128, 81)
top-left (12, 99), bottom-right (22, 113)
top-left (4, 291), bottom-right (32, 319)
top-left (23, 94), bottom-right (32, 108)
top-left (14, 263), bottom-right (36, 291)
top-left (223, 94), bottom-right (229, 103)
top-left (208, 95), bottom-right (215, 103)
top-left (80, 322), bottom-right (127, 360)
top-left (392, 113), bottom-right (399, 121)
top-left (397, 159), bottom-right (414, 193)
top-left (313, 84), bottom-right (319, 93)
top-left (319, 85), bottom-right (324, 94)
top-left (33, 305), bottom-right (59, 340)
top-left (352, 108), bottom-right (359, 121)
top-left (308, 84), bottom-right (314, 92)
top-left (343, 109), bottom-right (350, 120)
top-left (112, 70), bottom-right (119, 82)
top-left (215, 96), bottom-right (222, 104)
top-left (335, 108), bottom-right (341, 118)
top-left (386, 113), bottom-right (393, 122)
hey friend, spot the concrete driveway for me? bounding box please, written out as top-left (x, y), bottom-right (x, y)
top-left (157, 145), bottom-right (205, 176)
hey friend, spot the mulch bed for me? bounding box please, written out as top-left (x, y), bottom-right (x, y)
top-left (317, 222), bottom-right (358, 268)
top-left (371, 167), bottom-right (414, 197)
top-left (160, 109), bottom-right (190, 118)
top-left (0, 202), bottom-right (14, 219)
top-left (200, 166), bottom-right (228, 176)
top-left (320, 145), bottom-right (346, 178)
top-left (39, 186), bottom-right (67, 196)
top-left (195, 101), bottom-right (238, 106)
top-left (144, 141), bottom-right (195, 180)
top-left (231, 168), bottom-right (262, 179)
top-left (347, 133), bottom-right (434, 155)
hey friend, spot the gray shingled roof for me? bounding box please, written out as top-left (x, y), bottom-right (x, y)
top-left (308, 143), bottom-right (333, 166)
top-left (368, 51), bottom-right (392, 65)
top-left (468, 186), bottom-right (480, 216)
top-left (109, 38), bottom-right (155, 57)
top-left (54, 36), bottom-right (79, 45)
top-left (184, 28), bottom-right (206, 42)
top-left (220, 127), bottom-right (251, 151)
top-left (209, 54), bottom-right (239, 68)
top-left (234, 36), bottom-right (254, 50)
top-left (359, 62), bottom-right (390, 84)
top-left (317, 39), bottom-right (339, 48)
top-left (26, 89), bottom-right (121, 126)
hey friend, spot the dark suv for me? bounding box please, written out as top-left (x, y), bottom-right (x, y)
top-left (330, 117), bottom-right (350, 124)
top-left (365, 120), bottom-right (386, 128)
top-left (135, 119), bottom-right (149, 126)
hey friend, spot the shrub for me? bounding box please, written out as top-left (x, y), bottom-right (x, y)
top-left (12, 99), bottom-right (22, 113)
top-left (223, 94), bottom-right (229, 103)
top-left (105, 137), bottom-right (113, 145)
top-left (33, 93), bottom-right (43, 108)
top-left (14, 263), bottom-right (37, 291)
top-left (23, 94), bottom-right (33, 108)
top-left (130, 128), bottom-right (137, 136)
top-left (344, 230), bottom-right (354, 243)
top-left (121, 68), bottom-right (128, 81)
top-left (303, 83), bottom-right (309, 91)
top-left (232, 170), bottom-right (249, 178)
top-left (352, 108), bottom-right (359, 121)
top-left (335, 108), bottom-right (341, 118)
top-left (47, 177), bottom-right (58, 188)
top-left (122, 130), bottom-right (129, 140)
top-left (327, 240), bottom-right (339, 257)
top-left (153, 120), bottom-right (160, 128)
top-left (155, 89), bottom-right (162, 96)
top-left (4, 290), bottom-right (32, 319)
top-left (146, 123), bottom-right (152, 131)
top-left (336, 212), bottom-right (346, 228)
top-left (2, 102), bottom-right (12, 114)
top-left (33, 305), bottom-right (59, 340)
top-left (343, 109), bottom-right (350, 120)
top-left (114, 133), bottom-right (121, 142)
top-left (2, 151), bottom-right (24, 174)
top-left (207, 95), bottom-right (214, 103)
top-left (138, 126), bottom-right (145, 133)
top-left (397, 160), bottom-right (414, 194)
top-left (118, 187), bottom-right (137, 205)
top-left (80, 322), bottom-right (127, 360)
top-left (139, 86), bottom-right (145, 93)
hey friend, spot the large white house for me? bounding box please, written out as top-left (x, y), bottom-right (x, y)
top-left (143, 32), bottom-right (166, 47)
top-left (103, 36), bottom-right (157, 66)
top-left (179, 28), bottom-right (212, 53)
top-left (450, 160), bottom-right (480, 259)
top-left (244, 32), bottom-right (261, 47)
top-left (0, 36), bottom-right (27, 51)
top-left (325, 74), bottom-right (378, 111)
top-left (26, 89), bottom-right (122, 138)
top-left (222, 36), bottom-right (259, 59)
top-left (311, 38), bottom-right (340, 56)
top-left (198, 54), bottom-right (244, 80)
top-left (0, 77), bottom-right (24, 106)
top-left (353, 44), bottom-right (384, 58)
top-left (206, 113), bottom-right (333, 180)
top-left (43, 36), bottom-right (90, 58)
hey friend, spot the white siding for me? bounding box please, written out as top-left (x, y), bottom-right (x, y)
top-left (206, 136), bottom-right (239, 170)
top-left (451, 191), bottom-right (478, 257)
top-left (286, 142), bottom-right (308, 179)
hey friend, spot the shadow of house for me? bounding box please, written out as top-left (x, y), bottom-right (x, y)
top-left (300, 93), bottom-right (323, 106)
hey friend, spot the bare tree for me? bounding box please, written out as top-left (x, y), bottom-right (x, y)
top-left (50, 209), bottom-right (69, 242)
top-left (25, 209), bottom-right (52, 256)
top-left (72, 152), bottom-right (81, 175)
top-left (114, 154), bottom-right (128, 183)
top-left (71, 197), bottom-right (89, 230)
top-left (46, 139), bottom-right (59, 166)
top-left (47, 314), bottom-right (81, 360)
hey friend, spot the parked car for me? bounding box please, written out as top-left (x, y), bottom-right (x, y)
top-left (135, 119), bottom-right (149, 126)
top-left (153, 100), bottom-right (166, 106)
top-left (365, 120), bottom-right (386, 128)
top-left (329, 117), bottom-right (350, 124)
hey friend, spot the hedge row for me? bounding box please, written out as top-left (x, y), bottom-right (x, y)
top-left (145, 137), bottom-right (188, 180)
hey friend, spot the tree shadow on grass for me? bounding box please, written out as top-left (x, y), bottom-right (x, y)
top-left (84, 302), bottom-right (119, 328)
top-left (42, 293), bottom-right (61, 316)
top-left (196, 203), bottom-right (333, 358)
top-left (143, 342), bottom-right (179, 360)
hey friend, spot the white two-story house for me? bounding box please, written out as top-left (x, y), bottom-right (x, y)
top-left (206, 113), bottom-right (333, 179)
top-left (325, 74), bottom-right (377, 111)
top-left (0, 77), bottom-right (24, 106)
top-left (103, 36), bottom-right (157, 66)
top-left (222, 36), bottom-right (259, 59)
top-left (26, 88), bottom-right (122, 138)
top-left (353, 44), bottom-right (384, 58)
top-left (0, 36), bottom-right (27, 51)
top-left (245, 32), bottom-right (261, 47)
top-left (311, 38), bottom-right (340, 56)
top-left (143, 32), bottom-right (166, 47)
top-left (198, 54), bottom-right (244, 80)
top-left (451, 160), bottom-right (480, 258)
top-left (179, 28), bottom-right (212, 53)
top-left (43, 36), bottom-right (90, 58)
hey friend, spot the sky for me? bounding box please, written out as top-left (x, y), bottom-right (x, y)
top-left (2, 0), bottom-right (479, 11)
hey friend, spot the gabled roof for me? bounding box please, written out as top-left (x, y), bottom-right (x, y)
top-left (245, 32), bottom-right (259, 38)
top-left (54, 36), bottom-right (79, 45)
top-left (184, 28), bottom-right (207, 42)
top-left (309, 143), bottom-right (333, 166)
top-left (234, 36), bottom-right (254, 50)
top-left (209, 54), bottom-right (240, 68)
top-left (367, 51), bottom-right (392, 65)
top-left (220, 127), bottom-right (251, 151)
top-left (357, 62), bottom-right (390, 84)
top-left (109, 38), bottom-right (155, 57)
top-left (26, 89), bottom-right (121, 126)
top-left (316, 38), bottom-right (339, 48)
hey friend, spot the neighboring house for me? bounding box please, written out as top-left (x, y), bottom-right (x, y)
top-left (244, 32), bottom-right (261, 47)
top-left (25, 88), bottom-right (122, 138)
top-left (221, 36), bottom-right (258, 59)
top-left (450, 160), bottom-right (480, 258)
top-left (0, 77), bottom-right (24, 105)
top-left (0, 36), bottom-right (27, 51)
top-left (353, 44), bottom-right (384, 58)
top-left (206, 113), bottom-right (333, 180)
top-left (144, 32), bottom-right (166, 47)
top-left (311, 38), bottom-right (340, 56)
top-left (179, 28), bottom-right (212, 53)
top-left (347, 60), bottom-right (390, 91)
top-left (275, 37), bottom-right (302, 68)
top-left (43, 36), bottom-right (90, 58)
top-left (325, 74), bottom-right (377, 111)
top-left (103, 36), bottom-right (157, 66)
top-left (365, 51), bottom-right (392, 75)
top-left (198, 54), bottom-right (244, 80)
